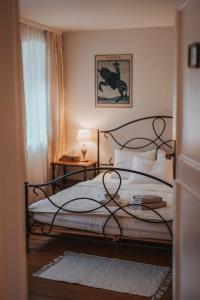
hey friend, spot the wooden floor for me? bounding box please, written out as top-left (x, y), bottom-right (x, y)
top-left (28, 234), bottom-right (172, 300)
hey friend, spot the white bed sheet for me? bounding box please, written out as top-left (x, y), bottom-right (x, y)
top-left (30, 175), bottom-right (174, 241)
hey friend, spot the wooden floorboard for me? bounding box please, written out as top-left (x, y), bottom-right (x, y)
top-left (28, 234), bottom-right (172, 300)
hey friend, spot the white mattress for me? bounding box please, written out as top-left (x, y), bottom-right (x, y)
top-left (30, 174), bottom-right (174, 241)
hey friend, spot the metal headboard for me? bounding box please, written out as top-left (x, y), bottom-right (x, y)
top-left (97, 115), bottom-right (175, 168)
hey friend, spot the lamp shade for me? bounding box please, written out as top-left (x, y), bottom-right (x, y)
top-left (77, 129), bottom-right (91, 142)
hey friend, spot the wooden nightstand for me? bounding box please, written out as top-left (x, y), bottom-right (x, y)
top-left (51, 160), bottom-right (97, 193)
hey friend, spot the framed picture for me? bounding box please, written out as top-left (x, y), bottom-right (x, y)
top-left (95, 54), bottom-right (132, 107)
top-left (188, 43), bottom-right (200, 68)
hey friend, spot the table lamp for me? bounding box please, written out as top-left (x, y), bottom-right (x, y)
top-left (77, 129), bottom-right (91, 162)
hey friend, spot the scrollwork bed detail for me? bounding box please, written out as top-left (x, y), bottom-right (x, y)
top-left (97, 115), bottom-right (175, 167)
top-left (25, 115), bottom-right (175, 252)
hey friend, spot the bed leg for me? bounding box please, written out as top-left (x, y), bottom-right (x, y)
top-left (26, 232), bottom-right (30, 253)
top-left (24, 181), bottom-right (30, 253)
top-left (97, 129), bottom-right (100, 174)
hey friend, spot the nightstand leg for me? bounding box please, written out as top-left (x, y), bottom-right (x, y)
top-left (63, 166), bottom-right (67, 187)
top-left (83, 167), bottom-right (87, 181)
top-left (51, 163), bottom-right (56, 194)
top-left (94, 163), bottom-right (97, 177)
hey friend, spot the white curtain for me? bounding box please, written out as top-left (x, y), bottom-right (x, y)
top-left (21, 24), bottom-right (67, 188)
top-left (21, 24), bottom-right (49, 184)
top-left (46, 31), bottom-right (67, 163)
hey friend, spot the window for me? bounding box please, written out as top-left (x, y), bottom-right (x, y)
top-left (21, 24), bottom-right (49, 183)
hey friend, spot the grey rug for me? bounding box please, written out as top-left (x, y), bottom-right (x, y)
top-left (34, 251), bottom-right (172, 299)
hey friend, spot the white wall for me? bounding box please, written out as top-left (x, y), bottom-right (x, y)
top-left (63, 27), bottom-right (175, 162)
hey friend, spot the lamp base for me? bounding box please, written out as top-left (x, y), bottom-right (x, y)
top-left (81, 144), bottom-right (87, 162)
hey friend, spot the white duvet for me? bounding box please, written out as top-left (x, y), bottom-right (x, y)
top-left (29, 180), bottom-right (173, 222)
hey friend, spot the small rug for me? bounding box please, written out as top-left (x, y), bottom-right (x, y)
top-left (34, 251), bottom-right (172, 299)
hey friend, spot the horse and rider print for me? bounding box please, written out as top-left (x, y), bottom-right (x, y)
top-left (95, 54), bottom-right (132, 107)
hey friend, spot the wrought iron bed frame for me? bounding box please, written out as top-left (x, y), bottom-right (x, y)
top-left (25, 115), bottom-right (175, 251)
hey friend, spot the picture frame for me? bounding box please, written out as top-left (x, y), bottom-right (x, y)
top-left (188, 43), bottom-right (200, 68)
top-left (95, 54), bottom-right (132, 107)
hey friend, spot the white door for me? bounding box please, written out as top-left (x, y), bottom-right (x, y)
top-left (0, 0), bottom-right (27, 299)
top-left (175, 0), bottom-right (200, 299)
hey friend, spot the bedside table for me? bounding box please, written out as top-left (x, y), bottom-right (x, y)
top-left (51, 160), bottom-right (97, 193)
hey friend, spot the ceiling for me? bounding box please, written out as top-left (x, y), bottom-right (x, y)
top-left (19, 0), bottom-right (176, 32)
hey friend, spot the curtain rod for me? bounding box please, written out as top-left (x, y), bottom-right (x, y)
top-left (20, 18), bottom-right (63, 35)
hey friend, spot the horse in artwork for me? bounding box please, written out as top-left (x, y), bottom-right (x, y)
top-left (98, 62), bottom-right (128, 101)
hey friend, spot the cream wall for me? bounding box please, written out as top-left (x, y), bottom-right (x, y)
top-left (63, 27), bottom-right (175, 161)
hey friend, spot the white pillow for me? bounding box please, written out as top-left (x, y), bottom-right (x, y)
top-left (127, 156), bottom-right (173, 184)
top-left (157, 149), bottom-right (173, 182)
top-left (111, 149), bottom-right (156, 179)
top-left (157, 149), bottom-right (167, 160)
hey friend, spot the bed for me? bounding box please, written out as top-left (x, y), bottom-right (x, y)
top-left (25, 115), bottom-right (175, 250)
